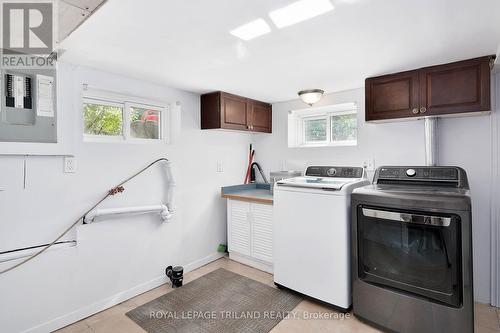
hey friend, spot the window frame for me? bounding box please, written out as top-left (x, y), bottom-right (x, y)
top-left (301, 114), bottom-right (330, 145)
top-left (125, 102), bottom-right (165, 143)
top-left (82, 87), bottom-right (169, 144)
top-left (289, 102), bottom-right (358, 148)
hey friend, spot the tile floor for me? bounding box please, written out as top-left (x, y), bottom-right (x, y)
top-left (56, 257), bottom-right (500, 333)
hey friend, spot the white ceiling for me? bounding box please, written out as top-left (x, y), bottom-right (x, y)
top-left (60, 0), bottom-right (500, 103)
top-left (58, 0), bottom-right (106, 42)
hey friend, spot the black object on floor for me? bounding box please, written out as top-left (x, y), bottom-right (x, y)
top-left (126, 268), bottom-right (302, 333)
top-left (166, 265), bottom-right (183, 288)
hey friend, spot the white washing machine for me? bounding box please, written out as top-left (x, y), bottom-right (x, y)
top-left (273, 166), bottom-right (370, 311)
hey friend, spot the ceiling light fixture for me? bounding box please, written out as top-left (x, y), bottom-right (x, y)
top-left (230, 18), bottom-right (271, 41)
top-left (269, 0), bottom-right (334, 29)
top-left (298, 89), bottom-right (325, 106)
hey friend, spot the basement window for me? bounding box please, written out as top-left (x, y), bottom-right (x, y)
top-left (82, 88), bottom-right (168, 143)
top-left (288, 103), bottom-right (357, 147)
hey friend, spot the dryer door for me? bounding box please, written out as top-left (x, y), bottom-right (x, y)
top-left (357, 205), bottom-right (462, 307)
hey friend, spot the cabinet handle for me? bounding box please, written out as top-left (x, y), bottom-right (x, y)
top-left (411, 108), bottom-right (419, 114)
top-left (420, 107), bottom-right (427, 114)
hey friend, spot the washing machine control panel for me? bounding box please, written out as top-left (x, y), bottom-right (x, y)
top-left (305, 166), bottom-right (363, 178)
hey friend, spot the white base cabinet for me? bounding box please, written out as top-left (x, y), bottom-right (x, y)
top-left (227, 199), bottom-right (273, 273)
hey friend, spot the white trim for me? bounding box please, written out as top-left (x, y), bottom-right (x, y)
top-left (491, 72), bottom-right (500, 306)
top-left (82, 86), bottom-right (166, 109)
top-left (22, 252), bottom-right (225, 333)
top-left (298, 140), bottom-right (357, 148)
top-left (291, 102), bottom-right (357, 116)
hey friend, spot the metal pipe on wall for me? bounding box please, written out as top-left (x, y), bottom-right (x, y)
top-left (424, 117), bottom-right (439, 166)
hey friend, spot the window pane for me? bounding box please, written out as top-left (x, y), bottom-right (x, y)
top-left (304, 118), bottom-right (327, 142)
top-left (83, 103), bottom-right (123, 136)
top-left (130, 107), bottom-right (161, 139)
top-left (331, 113), bottom-right (357, 142)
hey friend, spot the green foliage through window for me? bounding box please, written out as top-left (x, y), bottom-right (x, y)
top-left (304, 118), bottom-right (327, 142)
top-left (331, 113), bottom-right (357, 142)
top-left (84, 103), bottom-right (123, 136)
top-left (301, 112), bottom-right (357, 145)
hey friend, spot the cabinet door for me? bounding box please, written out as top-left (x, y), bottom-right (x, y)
top-left (420, 57), bottom-right (491, 116)
top-left (365, 70), bottom-right (420, 121)
top-left (249, 101), bottom-right (272, 133)
top-left (228, 200), bottom-right (251, 256)
top-left (250, 203), bottom-right (273, 263)
top-left (221, 93), bottom-right (249, 131)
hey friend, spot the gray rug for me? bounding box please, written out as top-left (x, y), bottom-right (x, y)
top-left (126, 268), bottom-right (302, 333)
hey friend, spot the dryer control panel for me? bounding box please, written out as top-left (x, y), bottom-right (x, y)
top-left (305, 166), bottom-right (364, 178)
top-left (374, 166), bottom-right (468, 189)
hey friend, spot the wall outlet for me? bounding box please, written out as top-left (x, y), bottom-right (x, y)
top-left (363, 158), bottom-right (375, 171)
top-left (64, 156), bottom-right (76, 173)
top-left (216, 161), bottom-right (224, 173)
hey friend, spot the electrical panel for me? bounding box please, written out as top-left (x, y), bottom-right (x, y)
top-left (0, 68), bottom-right (57, 143)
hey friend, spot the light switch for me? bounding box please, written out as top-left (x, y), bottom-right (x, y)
top-left (217, 161), bottom-right (224, 173)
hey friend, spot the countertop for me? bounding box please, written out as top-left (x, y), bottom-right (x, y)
top-left (221, 184), bottom-right (273, 204)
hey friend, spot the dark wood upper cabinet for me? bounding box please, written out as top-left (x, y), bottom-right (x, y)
top-left (366, 56), bottom-right (494, 122)
top-left (201, 91), bottom-right (272, 133)
top-left (365, 70), bottom-right (420, 121)
top-left (249, 100), bottom-right (272, 133)
top-left (221, 93), bottom-right (248, 131)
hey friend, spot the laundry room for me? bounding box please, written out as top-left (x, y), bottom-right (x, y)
top-left (0, 1), bottom-right (499, 333)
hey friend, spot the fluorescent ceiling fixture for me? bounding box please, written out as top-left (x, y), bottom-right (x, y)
top-left (230, 19), bottom-right (271, 41)
top-left (269, 0), bottom-right (334, 29)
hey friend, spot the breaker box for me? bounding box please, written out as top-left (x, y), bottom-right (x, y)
top-left (0, 67), bottom-right (57, 143)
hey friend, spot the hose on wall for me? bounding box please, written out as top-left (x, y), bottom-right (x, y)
top-left (0, 158), bottom-right (173, 275)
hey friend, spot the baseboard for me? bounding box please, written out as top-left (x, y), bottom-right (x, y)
top-left (23, 252), bottom-right (225, 333)
top-left (184, 252), bottom-right (226, 273)
top-left (229, 252), bottom-right (273, 274)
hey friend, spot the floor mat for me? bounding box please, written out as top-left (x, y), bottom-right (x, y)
top-left (126, 268), bottom-right (302, 333)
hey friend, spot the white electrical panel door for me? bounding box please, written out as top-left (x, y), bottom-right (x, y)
top-left (227, 200), bottom-right (251, 256)
top-left (36, 75), bottom-right (54, 117)
top-left (250, 203), bottom-right (273, 263)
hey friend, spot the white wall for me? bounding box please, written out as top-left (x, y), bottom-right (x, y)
top-left (253, 84), bottom-right (496, 303)
top-left (0, 63), bottom-right (253, 332)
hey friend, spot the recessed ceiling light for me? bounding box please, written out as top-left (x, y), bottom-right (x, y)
top-left (230, 19), bottom-right (271, 41)
top-left (269, 0), bottom-right (334, 29)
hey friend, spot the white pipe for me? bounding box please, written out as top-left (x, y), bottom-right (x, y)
top-left (424, 117), bottom-right (439, 166)
top-left (163, 160), bottom-right (176, 212)
top-left (0, 241), bottom-right (76, 264)
top-left (83, 159), bottom-right (175, 224)
top-left (84, 204), bottom-right (172, 224)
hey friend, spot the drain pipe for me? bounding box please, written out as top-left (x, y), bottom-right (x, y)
top-left (424, 117), bottom-right (439, 166)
